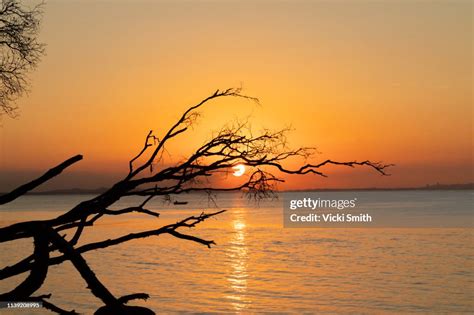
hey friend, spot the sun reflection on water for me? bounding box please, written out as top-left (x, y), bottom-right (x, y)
top-left (226, 209), bottom-right (250, 311)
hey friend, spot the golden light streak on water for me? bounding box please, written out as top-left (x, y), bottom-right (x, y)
top-left (225, 209), bottom-right (250, 311)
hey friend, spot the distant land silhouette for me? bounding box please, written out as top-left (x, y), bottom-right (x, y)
top-left (2, 183), bottom-right (472, 196)
top-left (286, 183), bottom-right (474, 192)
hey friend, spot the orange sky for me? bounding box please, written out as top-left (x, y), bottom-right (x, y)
top-left (0, 0), bottom-right (472, 191)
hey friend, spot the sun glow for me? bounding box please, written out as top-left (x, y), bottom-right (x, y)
top-left (232, 164), bottom-right (246, 177)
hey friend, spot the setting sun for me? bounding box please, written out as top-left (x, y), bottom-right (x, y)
top-left (232, 164), bottom-right (246, 177)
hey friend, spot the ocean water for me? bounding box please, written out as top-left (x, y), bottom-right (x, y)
top-left (0, 191), bottom-right (473, 314)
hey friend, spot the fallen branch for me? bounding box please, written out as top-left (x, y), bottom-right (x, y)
top-left (0, 88), bottom-right (391, 314)
top-left (0, 155), bottom-right (83, 205)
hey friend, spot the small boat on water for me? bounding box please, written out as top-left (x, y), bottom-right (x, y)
top-left (173, 200), bottom-right (188, 205)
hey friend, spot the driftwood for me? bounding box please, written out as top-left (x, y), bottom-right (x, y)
top-left (0, 88), bottom-right (392, 314)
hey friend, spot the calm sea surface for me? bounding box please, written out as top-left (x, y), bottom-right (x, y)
top-left (0, 191), bottom-right (473, 314)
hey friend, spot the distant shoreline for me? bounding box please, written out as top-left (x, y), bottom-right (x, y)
top-left (283, 184), bottom-right (474, 193)
top-left (1, 183), bottom-right (472, 196)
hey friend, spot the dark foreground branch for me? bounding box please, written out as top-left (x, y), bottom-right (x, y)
top-left (29, 295), bottom-right (78, 314)
top-left (0, 155), bottom-right (83, 205)
top-left (0, 211), bottom-right (225, 281)
top-left (0, 88), bottom-right (392, 314)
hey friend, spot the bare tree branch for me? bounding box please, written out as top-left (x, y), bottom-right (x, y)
top-left (0, 155), bottom-right (83, 205)
top-left (0, 88), bottom-right (391, 314)
top-left (0, 0), bottom-right (45, 117)
top-left (0, 210), bottom-right (225, 280)
top-left (0, 225), bottom-right (49, 300)
top-left (28, 294), bottom-right (78, 314)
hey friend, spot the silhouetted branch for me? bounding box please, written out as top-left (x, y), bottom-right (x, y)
top-left (46, 227), bottom-right (118, 306)
top-left (29, 294), bottom-right (78, 314)
top-left (129, 130), bottom-right (158, 174)
top-left (0, 211), bottom-right (225, 280)
top-left (40, 299), bottom-right (78, 315)
top-left (127, 88), bottom-right (258, 179)
top-left (103, 207), bottom-right (160, 218)
top-left (0, 88), bottom-right (391, 314)
top-left (168, 230), bottom-right (215, 248)
top-left (104, 195), bottom-right (159, 218)
top-left (0, 226), bottom-right (49, 300)
top-left (118, 293), bottom-right (150, 304)
top-left (0, 155), bottom-right (83, 205)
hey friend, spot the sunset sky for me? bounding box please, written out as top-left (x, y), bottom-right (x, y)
top-left (0, 0), bottom-right (472, 191)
